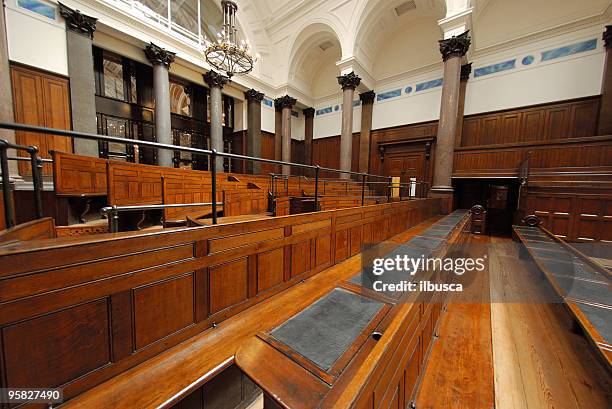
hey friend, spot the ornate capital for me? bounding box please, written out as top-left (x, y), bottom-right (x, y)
top-left (604, 25), bottom-right (612, 50)
top-left (275, 95), bottom-right (296, 109)
top-left (460, 63), bottom-right (472, 81)
top-left (203, 70), bottom-right (229, 88)
top-left (439, 31), bottom-right (471, 62)
top-left (145, 43), bottom-right (176, 68)
top-left (58, 3), bottom-right (97, 38)
top-left (337, 71), bottom-right (361, 91)
top-left (244, 89), bottom-right (265, 103)
top-left (303, 107), bottom-right (315, 118)
top-left (359, 90), bottom-right (376, 104)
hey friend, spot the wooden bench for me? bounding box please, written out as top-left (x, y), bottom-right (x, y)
top-left (235, 210), bottom-right (471, 408)
top-left (0, 199), bottom-right (441, 408)
top-left (513, 219), bottom-right (611, 370)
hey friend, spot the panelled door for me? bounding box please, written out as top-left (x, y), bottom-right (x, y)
top-left (11, 65), bottom-right (72, 176)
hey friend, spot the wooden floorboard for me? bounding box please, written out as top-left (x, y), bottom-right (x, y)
top-left (489, 236), bottom-right (611, 409)
top-left (417, 235), bottom-right (611, 409)
top-left (415, 234), bottom-right (495, 409)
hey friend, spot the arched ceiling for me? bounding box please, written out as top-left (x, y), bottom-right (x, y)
top-left (287, 22), bottom-right (343, 98)
top-left (353, 0), bottom-right (446, 76)
top-left (473, 0), bottom-right (611, 50)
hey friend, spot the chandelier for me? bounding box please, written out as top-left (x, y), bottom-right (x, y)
top-left (203, 0), bottom-right (257, 78)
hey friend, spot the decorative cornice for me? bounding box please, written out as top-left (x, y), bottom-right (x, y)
top-left (460, 63), bottom-right (472, 81)
top-left (145, 43), bottom-right (176, 68)
top-left (439, 31), bottom-right (471, 62)
top-left (244, 89), bottom-right (265, 103)
top-left (275, 95), bottom-right (297, 109)
top-left (604, 25), bottom-right (612, 50)
top-left (337, 71), bottom-right (361, 91)
top-left (58, 3), bottom-right (97, 38)
top-left (203, 70), bottom-right (229, 88)
top-left (359, 90), bottom-right (376, 104)
top-left (303, 107), bottom-right (315, 118)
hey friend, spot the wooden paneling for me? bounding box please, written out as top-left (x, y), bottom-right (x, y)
top-left (0, 199), bottom-right (440, 403)
top-left (453, 136), bottom-right (612, 178)
top-left (257, 248), bottom-right (284, 293)
top-left (53, 151), bottom-right (108, 196)
top-left (460, 97), bottom-right (599, 147)
top-left (209, 258), bottom-right (249, 314)
top-left (133, 274), bottom-right (195, 349)
top-left (11, 64), bottom-right (72, 175)
top-left (2, 299), bottom-right (110, 388)
top-left (524, 189), bottom-right (612, 242)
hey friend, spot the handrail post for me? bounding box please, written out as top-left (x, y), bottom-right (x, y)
top-left (109, 205), bottom-right (119, 233)
top-left (0, 140), bottom-right (15, 228)
top-left (211, 149), bottom-right (218, 225)
top-left (29, 147), bottom-right (44, 219)
top-left (361, 173), bottom-right (366, 206)
top-left (314, 165), bottom-right (320, 211)
top-left (387, 176), bottom-right (392, 202)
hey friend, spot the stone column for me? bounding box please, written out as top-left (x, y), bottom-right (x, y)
top-left (204, 71), bottom-right (228, 171)
top-left (358, 90), bottom-right (375, 173)
top-left (431, 31), bottom-right (471, 213)
top-left (0, 4), bottom-right (18, 180)
top-left (598, 26), bottom-right (612, 135)
top-left (337, 72), bottom-right (361, 179)
top-left (455, 63), bottom-right (471, 147)
top-left (303, 108), bottom-right (315, 165)
top-left (244, 89), bottom-right (264, 174)
top-left (59, 3), bottom-right (98, 157)
top-left (145, 43), bottom-right (175, 167)
top-left (276, 95), bottom-right (296, 175)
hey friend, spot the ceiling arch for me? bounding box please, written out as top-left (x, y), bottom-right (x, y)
top-left (351, 0), bottom-right (446, 77)
top-left (286, 21), bottom-right (344, 97)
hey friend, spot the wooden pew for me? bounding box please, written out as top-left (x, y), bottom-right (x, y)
top-left (513, 221), bottom-right (611, 370)
top-left (0, 217), bottom-right (56, 245)
top-left (0, 199), bottom-right (441, 408)
top-left (235, 210), bottom-right (471, 408)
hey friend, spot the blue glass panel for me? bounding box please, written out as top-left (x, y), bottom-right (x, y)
top-left (541, 39), bottom-right (597, 62)
top-left (376, 89), bottom-right (401, 101)
top-left (17, 0), bottom-right (56, 20)
top-left (474, 60), bottom-right (516, 78)
top-left (415, 78), bottom-right (443, 92)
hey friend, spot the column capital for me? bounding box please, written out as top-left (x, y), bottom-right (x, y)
top-left (460, 63), bottom-right (472, 81)
top-left (203, 70), bottom-right (229, 88)
top-left (439, 31), bottom-right (471, 62)
top-left (303, 107), bottom-right (315, 118)
top-left (244, 89), bottom-right (265, 103)
top-left (604, 25), bottom-right (612, 50)
top-left (58, 2), bottom-right (97, 38)
top-left (359, 90), bottom-right (376, 104)
top-left (145, 43), bottom-right (176, 68)
top-left (275, 95), bottom-right (296, 109)
top-left (338, 71), bottom-right (361, 91)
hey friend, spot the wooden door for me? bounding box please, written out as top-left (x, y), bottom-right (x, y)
top-left (11, 65), bottom-right (72, 175)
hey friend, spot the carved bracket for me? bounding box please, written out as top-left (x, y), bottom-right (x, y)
top-left (58, 3), bottom-right (97, 38)
top-left (203, 70), bottom-right (229, 88)
top-left (439, 31), bottom-right (471, 61)
top-left (338, 71), bottom-right (361, 91)
top-left (145, 43), bottom-right (176, 68)
top-left (244, 89), bottom-right (265, 103)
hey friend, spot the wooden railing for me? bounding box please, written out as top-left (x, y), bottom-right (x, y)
top-left (0, 198), bottom-right (441, 407)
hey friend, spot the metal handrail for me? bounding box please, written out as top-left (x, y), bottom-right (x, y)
top-left (0, 139), bottom-right (45, 228)
top-left (0, 122), bottom-right (431, 229)
top-left (101, 202), bottom-right (224, 233)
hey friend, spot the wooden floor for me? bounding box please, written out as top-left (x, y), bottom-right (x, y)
top-left (416, 235), bottom-right (611, 409)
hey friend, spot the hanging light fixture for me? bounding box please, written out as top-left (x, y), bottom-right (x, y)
top-left (203, 0), bottom-right (258, 78)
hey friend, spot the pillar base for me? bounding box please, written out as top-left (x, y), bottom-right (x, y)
top-left (429, 187), bottom-right (454, 214)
